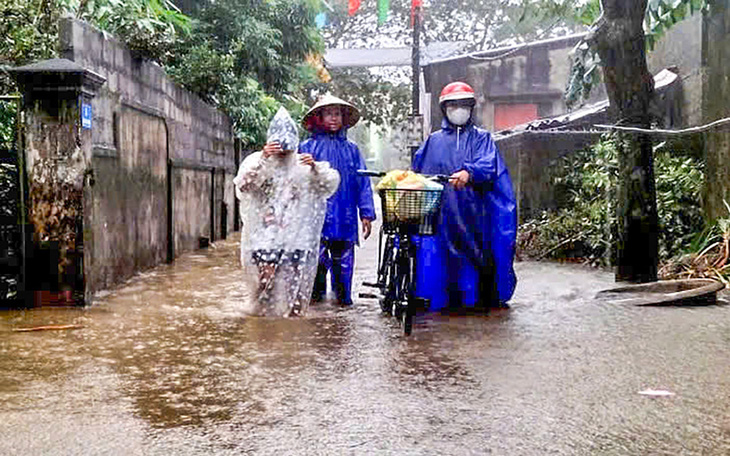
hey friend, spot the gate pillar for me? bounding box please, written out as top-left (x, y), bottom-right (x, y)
top-left (9, 59), bottom-right (105, 306)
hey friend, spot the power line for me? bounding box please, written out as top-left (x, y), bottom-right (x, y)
top-left (594, 117), bottom-right (730, 136)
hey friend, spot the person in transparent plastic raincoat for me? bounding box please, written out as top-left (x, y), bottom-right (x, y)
top-left (233, 107), bottom-right (340, 317)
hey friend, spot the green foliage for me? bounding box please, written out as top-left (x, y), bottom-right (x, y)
top-left (519, 136), bottom-right (618, 266)
top-left (564, 40), bottom-right (601, 109)
top-left (518, 136), bottom-right (705, 266)
top-left (654, 141), bottom-right (706, 258)
top-left (166, 0), bottom-right (324, 149)
top-left (0, 0), bottom-right (63, 93)
top-left (0, 0), bottom-right (190, 91)
top-left (645, 0), bottom-right (713, 50)
top-left (0, 100), bottom-right (19, 222)
top-left (186, 0), bottom-right (321, 95)
top-left (504, 0), bottom-right (589, 44)
top-left (688, 202), bottom-right (730, 255)
top-left (0, 0), bottom-right (323, 151)
top-left (574, 0), bottom-right (601, 26)
top-left (219, 76), bottom-right (279, 148)
top-left (0, 161), bottom-right (17, 221)
top-left (166, 43), bottom-right (235, 103)
top-left (660, 200), bottom-right (730, 283)
top-left (61, 0), bottom-right (190, 62)
top-left (0, 100), bottom-right (18, 149)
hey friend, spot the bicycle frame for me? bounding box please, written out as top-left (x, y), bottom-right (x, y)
top-left (358, 169), bottom-right (444, 335)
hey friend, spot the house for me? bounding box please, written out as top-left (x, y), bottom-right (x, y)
top-left (421, 5), bottom-right (730, 223)
top-left (421, 33), bottom-right (596, 134)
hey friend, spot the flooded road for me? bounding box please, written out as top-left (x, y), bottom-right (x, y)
top-left (3, 231), bottom-right (730, 455)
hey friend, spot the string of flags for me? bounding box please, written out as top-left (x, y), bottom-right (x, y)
top-left (351, 0), bottom-right (422, 24)
top-left (315, 0), bottom-right (422, 28)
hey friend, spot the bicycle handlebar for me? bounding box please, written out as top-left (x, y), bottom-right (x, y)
top-left (356, 170), bottom-right (386, 177)
top-left (356, 169), bottom-right (452, 184)
top-left (358, 169), bottom-right (493, 191)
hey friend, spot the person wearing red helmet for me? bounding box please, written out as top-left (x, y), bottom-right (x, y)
top-left (412, 81), bottom-right (517, 309)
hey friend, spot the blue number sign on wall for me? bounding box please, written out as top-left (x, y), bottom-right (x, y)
top-left (81, 103), bottom-right (92, 130)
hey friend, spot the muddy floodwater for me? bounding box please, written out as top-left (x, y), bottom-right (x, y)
top-left (2, 232), bottom-right (730, 455)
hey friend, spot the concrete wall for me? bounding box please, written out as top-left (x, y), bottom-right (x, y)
top-left (87, 108), bottom-right (168, 286)
top-left (647, 13), bottom-right (704, 127)
top-left (495, 131), bottom-right (602, 222)
top-left (58, 18), bottom-right (236, 293)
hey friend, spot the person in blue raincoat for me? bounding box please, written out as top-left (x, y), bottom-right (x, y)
top-left (263, 95), bottom-right (376, 306)
top-left (412, 81), bottom-right (517, 309)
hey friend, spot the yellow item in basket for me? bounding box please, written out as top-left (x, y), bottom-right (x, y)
top-left (375, 170), bottom-right (434, 190)
top-left (376, 169), bottom-right (410, 190)
top-left (377, 170), bottom-right (444, 222)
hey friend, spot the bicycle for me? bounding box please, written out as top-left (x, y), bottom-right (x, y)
top-left (357, 170), bottom-right (450, 335)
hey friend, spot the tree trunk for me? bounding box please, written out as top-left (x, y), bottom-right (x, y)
top-left (592, 0), bottom-right (658, 283)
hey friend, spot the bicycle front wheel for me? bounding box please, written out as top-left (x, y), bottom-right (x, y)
top-left (402, 299), bottom-right (414, 335)
top-left (399, 253), bottom-right (414, 335)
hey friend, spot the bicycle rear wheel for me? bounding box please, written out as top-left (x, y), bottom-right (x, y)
top-left (378, 239), bottom-right (397, 314)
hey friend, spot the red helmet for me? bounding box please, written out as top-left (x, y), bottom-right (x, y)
top-left (439, 81), bottom-right (476, 106)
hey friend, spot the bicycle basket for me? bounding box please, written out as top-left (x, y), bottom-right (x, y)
top-left (379, 188), bottom-right (443, 235)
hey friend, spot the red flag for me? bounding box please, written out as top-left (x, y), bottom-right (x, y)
top-left (348, 0), bottom-right (361, 16)
top-left (411, 0), bottom-right (422, 26)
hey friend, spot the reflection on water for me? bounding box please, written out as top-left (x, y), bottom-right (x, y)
top-left (2, 233), bottom-right (730, 454)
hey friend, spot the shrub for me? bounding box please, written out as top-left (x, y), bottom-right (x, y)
top-left (517, 135), bottom-right (705, 267)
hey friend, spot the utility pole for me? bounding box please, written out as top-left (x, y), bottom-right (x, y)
top-left (409, 2), bottom-right (422, 161)
top-left (411, 4), bottom-right (421, 116)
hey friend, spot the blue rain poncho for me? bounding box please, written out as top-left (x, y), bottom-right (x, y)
top-left (233, 108), bottom-right (340, 316)
top-left (412, 118), bottom-right (517, 304)
top-left (299, 129), bottom-right (376, 243)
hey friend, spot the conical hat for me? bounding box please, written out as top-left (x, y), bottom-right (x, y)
top-left (303, 94), bottom-right (360, 131)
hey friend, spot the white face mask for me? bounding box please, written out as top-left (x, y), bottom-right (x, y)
top-left (446, 106), bottom-right (472, 126)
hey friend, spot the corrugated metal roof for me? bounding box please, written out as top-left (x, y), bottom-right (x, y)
top-left (523, 100), bottom-right (610, 132)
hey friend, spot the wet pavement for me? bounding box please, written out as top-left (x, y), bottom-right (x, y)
top-left (3, 228), bottom-right (730, 455)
